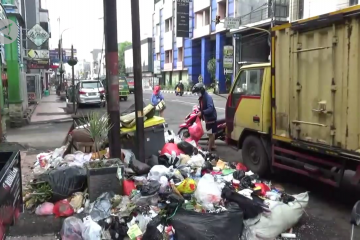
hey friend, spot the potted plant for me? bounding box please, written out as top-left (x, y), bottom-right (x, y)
top-left (79, 112), bottom-right (124, 201)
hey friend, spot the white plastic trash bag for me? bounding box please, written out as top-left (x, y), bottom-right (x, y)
top-left (241, 191), bottom-right (309, 240)
top-left (164, 130), bottom-right (175, 143)
top-left (194, 174), bottom-right (222, 210)
top-left (147, 165), bottom-right (170, 181)
top-left (82, 217), bottom-right (102, 240)
top-left (187, 154), bottom-right (205, 167)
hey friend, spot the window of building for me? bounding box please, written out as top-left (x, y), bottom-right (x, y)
top-left (195, 12), bottom-right (203, 28)
top-left (156, 24), bottom-right (160, 35)
top-left (204, 8), bottom-right (210, 25)
top-left (156, 53), bottom-right (160, 60)
top-left (217, 1), bottom-right (226, 19)
top-left (178, 47), bottom-right (183, 62)
top-left (232, 69), bottom-right (264, 96)
top-left (165, 18), bottom-right (173, 32)
top-left (298, 0), bottom-right (304, 19)
top-left (350, 0), bottom-right (358, 6)
top-left (165, 50), bottom-right (172, 63)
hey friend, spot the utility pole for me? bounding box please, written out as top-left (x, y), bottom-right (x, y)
top-left (131, 0), bottom-right (145, 162)
top-left (71, 45), bottom-right (76, 113)
top-left (103, 0), bottom-right (121, 159)
top-left (271, 0), bottom-right (275, 28)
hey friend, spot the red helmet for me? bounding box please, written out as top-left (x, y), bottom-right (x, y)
top-left (153, 85), bottom-right (161, 94)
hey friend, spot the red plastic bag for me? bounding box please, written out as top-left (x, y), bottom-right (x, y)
top-left (236, 163), bottom-right (248, 172)
top-left (188, 117), bottom-right (204, 142)
top-left (160, 143), bottom-right (183, 156)
top-left (53, 200), bottom-right (74, 218)
top-left (123, 180), bottom-right (136, 196)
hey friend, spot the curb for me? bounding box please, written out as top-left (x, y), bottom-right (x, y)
top-left (159, 90), bottom-right (197, 96)
top-left (29, 117), bottom-right (73, 125)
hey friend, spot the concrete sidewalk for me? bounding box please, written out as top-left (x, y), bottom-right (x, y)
top-left (30, 92), bottom-right (72, 124)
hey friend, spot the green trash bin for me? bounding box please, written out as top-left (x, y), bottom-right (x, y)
top-left (44, 90), bottom-right (49, 96)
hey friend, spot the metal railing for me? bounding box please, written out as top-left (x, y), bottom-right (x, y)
top-left (236, 1), bottom-right (289, 26)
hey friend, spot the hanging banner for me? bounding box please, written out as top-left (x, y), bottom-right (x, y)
top-left (176, 0), bottom-right (190, 38)
top-left (223, 45), bottom-right (234, 70)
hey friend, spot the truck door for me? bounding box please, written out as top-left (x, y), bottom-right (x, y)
top-left (226, 68), bottom-right (265, 141)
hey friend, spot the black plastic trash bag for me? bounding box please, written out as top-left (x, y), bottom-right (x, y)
top-left (38, 166), bottom-right (87, 202)
top-left (146, 155), bottom-right (159, 167)
top-left (170, 207), bottom-right (244, 240)
top-left (129, 159), bottom-right (151, 175)
top-left (140, 181), bottom-right (160, 196)
top-left (177, 141), bottom-right (196, 156)
top-left (142, 215), bottom-right (164, 240)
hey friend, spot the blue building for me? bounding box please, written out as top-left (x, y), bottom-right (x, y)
top-left (152, 0), bottom-right (234, 93)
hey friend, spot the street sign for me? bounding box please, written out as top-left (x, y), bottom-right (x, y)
top-left (223, 45), bottom-right (234, 70)
top-left (224, 17), bottom-right (240, 29)
top-left (224, 68), bottom-right (233, 74)
top-left (27, 49), bottom-right (49, 59)
top-left (27, 24), bottom-right (50, 47)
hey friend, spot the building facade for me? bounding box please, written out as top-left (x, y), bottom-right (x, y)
top-left (153, 0), bottom-right (235, 93)
top-left (124, 38), bottom-right (154, 89)
top-left (2, 0), bottom-right (26, 127)
top-left (152, 0), bottom-right (360, 94)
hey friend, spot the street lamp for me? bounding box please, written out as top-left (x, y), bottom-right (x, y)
top-left (59, 28), bottom-right (70, 92)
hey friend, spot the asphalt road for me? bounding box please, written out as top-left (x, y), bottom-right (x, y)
top-left (6, 90), bottom-right (360, 239)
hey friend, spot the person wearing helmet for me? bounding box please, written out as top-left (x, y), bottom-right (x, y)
top-left (151, 85), bottom-right (165, 117)
top-left (174, 80), bottom-right (184, 95)
top-left (192, 82), bottom-right (217, 151)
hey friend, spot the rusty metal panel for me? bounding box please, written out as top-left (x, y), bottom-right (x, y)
top-left (274, 17), bottom-right (360, 152)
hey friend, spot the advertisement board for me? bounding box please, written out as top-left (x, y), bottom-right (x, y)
top-left (176, 0), bottom-right (190, 38)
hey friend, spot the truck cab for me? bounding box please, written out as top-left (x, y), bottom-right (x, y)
top-left (226, 63), bottom-right (272, 175)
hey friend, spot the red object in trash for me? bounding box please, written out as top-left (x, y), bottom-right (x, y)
top-left (53, 200), bottom-right (74, 218)
top-left (160, 143), bottom-right (183, 156)
top-left (254, 183), bottom-right (271, 196)
top-left (123, 180), bottom-right (136, 196)
top-left (188, 117), bottom-right (204, 143)
top-left (236, 163), bottom-right (248, 172)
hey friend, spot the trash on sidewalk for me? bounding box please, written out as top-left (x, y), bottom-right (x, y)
top-left (22, 111), bottom-right (309, 240)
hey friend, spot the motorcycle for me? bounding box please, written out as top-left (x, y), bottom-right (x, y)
top-left (351, 200), bottom-right (360, 240)
top-left (175, 87), bottom-right (183, 96)
top-left (178, 105), bottom-right (226, 141)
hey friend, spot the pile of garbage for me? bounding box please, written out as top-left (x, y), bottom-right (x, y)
top-left (23, 127), bottom-right (309, 240)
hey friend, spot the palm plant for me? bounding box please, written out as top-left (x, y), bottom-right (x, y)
top-left (77, 112), bottom-right (113, 158)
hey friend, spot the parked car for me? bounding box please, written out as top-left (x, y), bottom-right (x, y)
top-left (75, 80), bottom-right (105, 107)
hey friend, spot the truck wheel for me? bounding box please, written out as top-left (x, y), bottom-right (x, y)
top-left (123, 97), bottom-right (128, 101)
top-left (242, 135), bottom-right (269, 176)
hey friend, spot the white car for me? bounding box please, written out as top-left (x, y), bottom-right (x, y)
top-left (76, 80), bottom-right (105, 107)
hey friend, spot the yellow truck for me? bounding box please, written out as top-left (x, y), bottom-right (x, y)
top-left (226, 5), bottom-right (360, 187)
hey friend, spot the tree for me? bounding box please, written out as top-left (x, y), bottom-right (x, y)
top-left (118, 41), bottom-right (132, 75)
top-left (207, 58), bottom-right (216, 84)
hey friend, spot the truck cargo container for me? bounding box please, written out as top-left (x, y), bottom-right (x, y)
top-left (226, 5), bottom-right (360, 187)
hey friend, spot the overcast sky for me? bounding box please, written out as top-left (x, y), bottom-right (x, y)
top-left (42, 0), bottom-right (153, 61)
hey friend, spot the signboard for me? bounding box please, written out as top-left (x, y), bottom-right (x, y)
top-left (0, 4), bottom-right (6, 20)
top-left (26, 24), bottom-right (50, 47)
top-left (176, 0), bottom-right (190, 38)
top-left (49, 49), bottom-right (77, 63)
top-left (154, 60), bottom-right (161, 74)
top-left (224, 17), bottom-right (240, 29)
top-left (28, 49), bottom-right (49, 59)
top-left (27, 59), bottom-right (49, 69)
top-left (223, 45), bottom-right (234, 70)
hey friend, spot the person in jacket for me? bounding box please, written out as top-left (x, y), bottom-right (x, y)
top-left (151, 85), bottom-right (165, 117)
top-left (192, 82), bottom-right (217, 151)
top-left (174, 80), bottom-right (184, 93)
